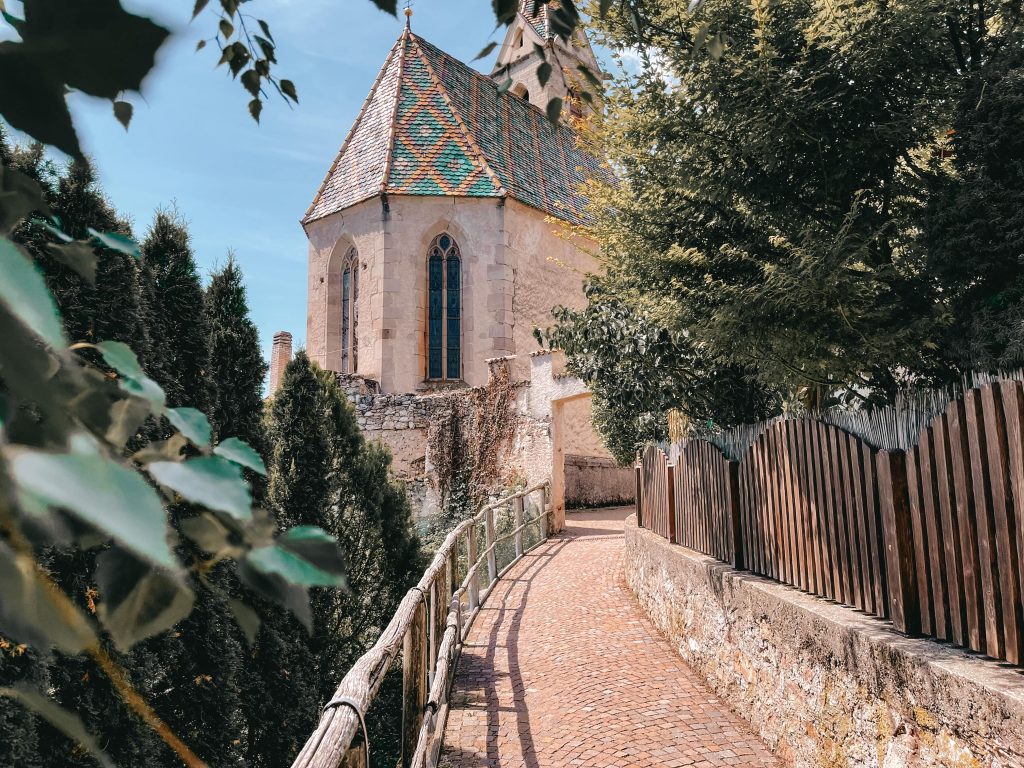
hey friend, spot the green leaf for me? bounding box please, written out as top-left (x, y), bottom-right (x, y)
top-left (278, 526), bottom-right (346, 577)
top-left (257, 19), bottom-right (274, 43)
top-left (97, 340), bottom-right (144, 379)
top-left (219, 18), bottom-right (234, 38)
top-left (599, 0), bottom-right (613, 17)
top-left (0, 543), bottom-right (96, 653)
top-left (228, 599), bottom-right (260, 645)
top-left (10, 450), bottom-right (177, 568)
top-left (241, 68), bottom-right (261, 97)
top-left (546, 97), bottom-right (564, 124)
top-left (120, 374), bottom-right (166, 412)
top-left (248, 97), bottom-right (262, 123)
top-left (0, 687), bottom-right (114, 768)
top-left (148, 456), bottom-right (252, 521)
top-left (537, 61), bottom-right (553, 87)
top-left (87, 228), bottom-right (141, 259)
top-left (196, 38), bottom-right (206, 51)
top-left (473, 42), bottom-right (498, 61)
top-left (280, 79), bottom-right (298, 103)
top-left (0, 165), bottom-right (49, 233)
top-left (46, 241), bottom-right (97, 284)
top-left (180, 513), bottom-right (233, 553)
top-left (166, 407), bottom-right (212, 446)
top-left (245, 541), bottom-right (346, 588)
top-left (0, 237), bottom-right (66, 349)
top-left (0, 45), bottom-right (81, 157)
top-left (192, 0), bottom-right (211, 18)
top-left (113, 100), bottom-right (133, 130)
top-left (214, 437), bottom-right (267, 475)
top-left (494, 0), bottom-right (518, 25)
top-left (237, 560), bottom-right (311, 630)
top-left (95, 548), bottom-right (194, 651)
top-left (370, 0), bottom-right (398, 14)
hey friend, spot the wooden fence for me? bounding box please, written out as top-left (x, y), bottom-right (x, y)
top-left (636, 378), bottom-right (1024, 667)
top-left (291, 482), bottom-right (551, 768)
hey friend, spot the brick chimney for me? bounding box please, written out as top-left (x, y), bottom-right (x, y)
top-left (269, 331), bottom-right (293, 394)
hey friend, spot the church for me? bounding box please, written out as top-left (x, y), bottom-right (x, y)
top-left (270, 2), bottom-right (633, 512)
top-left (299, 2), bottom-right (604, 391)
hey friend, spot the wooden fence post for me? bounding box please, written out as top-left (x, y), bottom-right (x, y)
top-left (485, 506), bottom-right (497, 588)
top-left (401, 599), bottom-right (428, 768)
top-left (513, 495), bottom-right (525, 558)
top-left (467, 522), bottom-right (479, 612)
top-left (543, 485), bottom-right (551, 539)
top-left (727, 461), bottom-right (744, 570)
top-left (635, 463), bottom-right (643, 528)
top-left (877, 450), bottom-right (921, 635)
top-left (667, 463), bottom-right (678, 544)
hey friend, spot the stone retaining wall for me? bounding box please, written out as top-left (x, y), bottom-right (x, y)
top-left (564, 454), bottom-right (634, 508)
top-left (623, 514), bottom-right (1024, 768)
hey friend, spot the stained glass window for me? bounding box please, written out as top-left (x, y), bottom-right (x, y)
top-left (341, 246), bottom-right (358, 374)
top-left (427, 233), bottom-right (461, 380)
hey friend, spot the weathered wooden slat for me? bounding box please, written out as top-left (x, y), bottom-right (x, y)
top-left (849, 435), bottom-right (873, 615)
top-left (727, 461), bottom-right (743, 568)
top-left (877, 450), bottom-right (921, 635)
top-left (810, 420), bottom-right (833, 599)
top-left (999, 380), bottom-right (1024, 660)
top-left (779, 421), bottom-right (800, 590)
top-left (839, 432), bottom-right (864, 611)
top-left (920, 426), bottom-right (951, 640)
top-left (948, 399), bottom-right (985, 652)
top-left (828, 426), bottom-right (853, 605)
top-left (965, 389), bottom-right (1004, 659)
top-left (862, 439), bottom-right (887, 617)
top-left (667, 463), bottom-right (678, 545)
top-left (932, 413), bottom-right (965, 645)
top-left (906, 445), bottom-right (934, 635)
top-left (754, 434), bottom-right (772, 576)
top-left (634, 464), bottom-right (643, 528)
top-left (806, 420), bottom-right (825, 596)
top-left (982, 384), bottom-right (1024, 664)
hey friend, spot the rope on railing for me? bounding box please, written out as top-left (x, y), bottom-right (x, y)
top-left (290, 480), bottom-right (553, 768)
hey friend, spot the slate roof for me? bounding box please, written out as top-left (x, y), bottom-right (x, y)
top-left (303, 28), bottom-right (603, 227)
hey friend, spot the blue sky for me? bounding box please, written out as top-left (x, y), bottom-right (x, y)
top-left (25, 1), bottom-right (504, 370)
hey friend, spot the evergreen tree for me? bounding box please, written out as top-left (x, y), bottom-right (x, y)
top-left (204, 254), bottom-right (269, 455)
top-left (923, 60), bottom-right (1024, 371)
top-left (249, 351), bottom-right (328, 767)
top-left (141, 210), bottom-right (211, 412)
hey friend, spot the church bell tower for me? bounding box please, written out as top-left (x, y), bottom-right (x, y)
top-left (491, 0), bottom-right (602, 118)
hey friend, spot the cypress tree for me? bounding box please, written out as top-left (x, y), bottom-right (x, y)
top-left (249, 351), bottom-right (328, 767)
top-left (204, 254), bottom-right (269, 455)
top-left (141, 210), bottom-right (211, 412)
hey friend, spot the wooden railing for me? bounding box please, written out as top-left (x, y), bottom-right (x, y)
top-left (291, 481), bottom-right (552, 768)
top-left (635, 377), bottom-right (1024, 668)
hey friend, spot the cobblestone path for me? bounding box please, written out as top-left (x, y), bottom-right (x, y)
top-left (441, 507), bottom-right (779, 768)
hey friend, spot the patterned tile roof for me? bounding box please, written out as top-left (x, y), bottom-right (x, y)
top-left (304, 28), bottom-right (603, 227)
top-left (519, 0), bottom-right (550, 39)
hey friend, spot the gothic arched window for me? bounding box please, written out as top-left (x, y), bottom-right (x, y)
top-left (427, 233), bottom-right (461, 380)
top-left (340, 246), bottom-right (358, 374)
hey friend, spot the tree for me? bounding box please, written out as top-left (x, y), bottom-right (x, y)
top-left (141, 210), bottom-right (212, 414)
top-left (557, 0), bottom-right (1023, 436)
top-left (205, 254), bottom-right (269, 453)
top-left (922, 58), bottom-right (1024, 371)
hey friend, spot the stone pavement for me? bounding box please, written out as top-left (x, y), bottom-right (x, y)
top-left (441, 507), bottom-right (779, 768)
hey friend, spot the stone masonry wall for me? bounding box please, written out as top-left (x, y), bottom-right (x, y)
top-left (564, 455), bottom-right (634, 508)
top-left (624, 515), bottom-right (1024, 768)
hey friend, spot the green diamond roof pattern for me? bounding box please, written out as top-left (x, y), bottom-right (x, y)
top-left (304, 28), bottom-right (603, 227)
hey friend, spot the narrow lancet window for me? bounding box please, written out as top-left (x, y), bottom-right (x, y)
top-left (427, 233), bottom-right (461, 380)
top-left (340, 246), bottom-right (358, 374)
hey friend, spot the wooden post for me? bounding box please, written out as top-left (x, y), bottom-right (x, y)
top-left (467, 522), bottom-right (479, 612)
top-left (727, 461), bottom-right (744, 570)
top-left (485, 506), bottom-right (497, 587)
top-left (542, 484), bottom-right (551, 540)
top-left (877, 450), bottom-right (921, 635)
top-left (666, 463), bottom-right (678, 544)
top-left (427, 575), bottom-right (437, 687)
top-left (513, 495), bottom-right (525, 558)
top-left (635, 463), bottom-right (643, 528)
top-left (447, 545), bottom-right (458, 597)
top-left (401, 600), bottom-right (428, 768)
